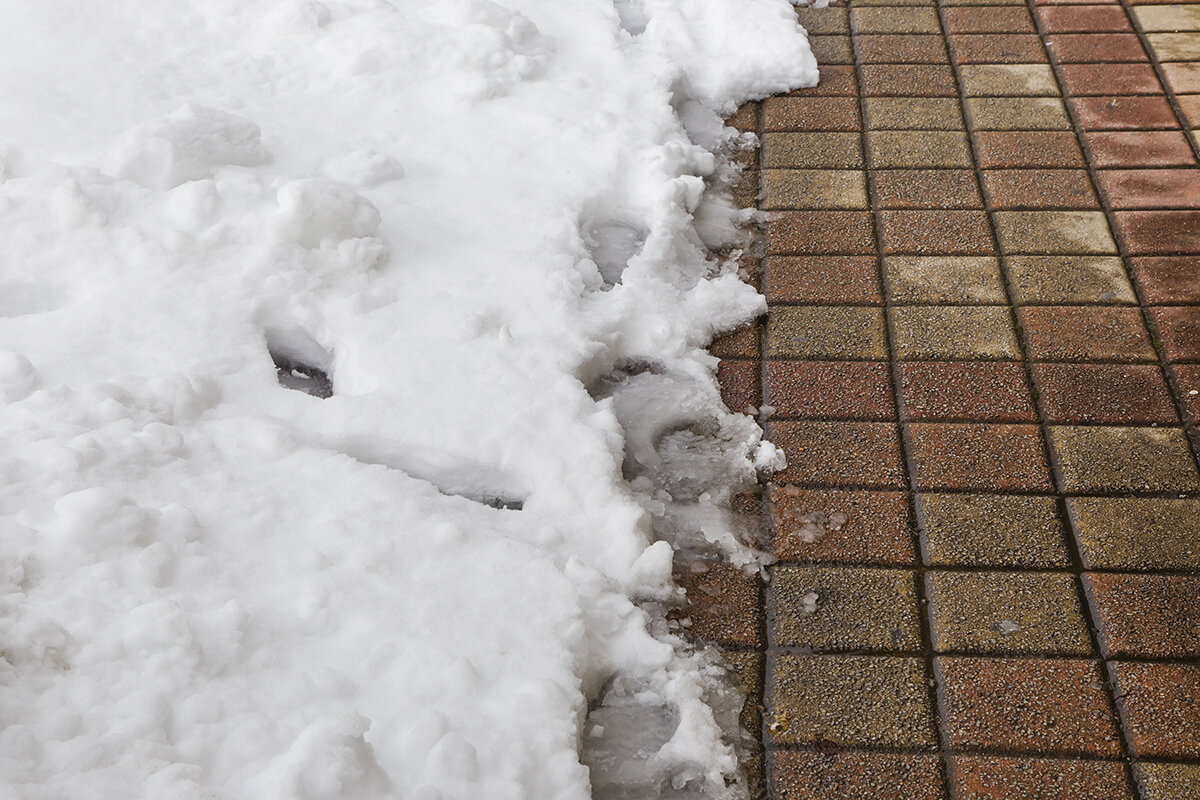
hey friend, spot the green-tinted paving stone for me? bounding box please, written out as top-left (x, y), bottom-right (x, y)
top-left (994, 211), bottom-right (1117, 255)
top-left (918, 493), bottom-right (1071, 568)
top-left (1005, 256), bottom-right (1136, 304)
top-left (766, 306), bottom-right (887, 359)
top-left (1134, 762), bottom-right (1200, 800)
top-left (761, 169), bottom-right (868, 210)
top-left (1049, 426), bottom-right (1200, 494)
top-left (768, 654), bottom-right (937, 749)
top-left (966, 98), bottom-right (1071, 130)
top-left (868, 131), bottom-right (973, 168)
top-left (886, 256), bottom-right (1006, 304)
top-left (959, 64), bottom-right (1059, 97)
top-left (865, 98), bottom-right (964, 130)
top-left (891, 306), bottom-right (1020, 360)
top-left (762, 132), bottom-right (863, 169)
top-left (769, 566), bottom-right (922, 651)
top-left (926, 571), bottom-right (1093, 655)
top-left (1067, 497), bottom-right (1200, 570)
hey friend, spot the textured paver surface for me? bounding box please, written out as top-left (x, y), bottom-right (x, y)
top-left (710, 1), bottom-right (1200, 797)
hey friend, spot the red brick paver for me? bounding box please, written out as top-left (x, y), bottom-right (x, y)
top-left (710, 1), bottom-right (1200, 796)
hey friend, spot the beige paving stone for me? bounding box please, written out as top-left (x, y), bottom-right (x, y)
top-left (1161, 62), bottom-right (1200, 94)
top-left (959, 64), bottom-right (1060, 97)
top-left (868, 131), bottom-right (973, 168)
top-left (766, 306), bottom-right (888, 359)
top-left (809, 35), bottom-right (855, 65)
top-left (1134, 762), bottom-right (1200, 800)
top-left (851, 6), bottom-right (942, 34)
top-left (1147, 33), bottom-right (1200, 61)
top-left (769, 566), bottom-right (922, 650)
top-left (761, 169), bottom-right (868, 210)
top-left (966, 97), bottom-right (1071, 130)
top-left (1049, 426), bottom-right (1200, 493)
top-left (1133, 6), bottom-right (1200, 33)
top-left (886, 256), bottom-right (1006, 304)
top-left (865, 97), bottom-right (964, 130)
top-left (926, 571), bottom-right (1093, 655)
top-left (993, 211), bottom-right (1117, 254)
top-left (762, 132), bottom-right (863, 169)
top-left (918, 493), bottom-right (1071, 568)
top-left (1067, 497), bottom-right (1200, 570)
top-left (1005, 256), bottom-right (1136, 304)
top-left (891, 306), bottom-right (1020, 359)
top-left (768, 654), bottom-right (937, 748)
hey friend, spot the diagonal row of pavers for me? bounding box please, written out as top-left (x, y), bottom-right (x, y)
top-left (696, 0), bottom-right (1200, 798)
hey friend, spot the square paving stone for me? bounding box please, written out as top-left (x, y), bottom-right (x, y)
top-left (917, 493), bottom-right (1070, 567)
top-left (1069, 95), bottom-right (1179, 129)
top-left (1161, 62), bottom-right (1200, 94)
top-left (861, 64), bottom-right (957, 96)
top-left (767, 421), bottom-right (906, 488)
top-left (1150, 306), bottom-right (1200, 361)
top-left (1110, 662), bottom-right (1200, 759)
top-left (856, 34), bottom-right (950, 64)
top-left (764, 360), bottom-right (894, 419)
top-left (960, 63), bottom-right (1060, 96)
top-left (851, 6), bottom-right (942, 34)
top-left (770, 752), bottom-right (944, 800)
top-left (868, 130), bottom-right (974, 167)
top-left (1134, 763), bottom-right (1200, 800)
top-left (766, 211), bottom-right (876, 254)
top-left (796, 5), bottom-right (849, 35)
top-left (967, 97), bottom-right (1071, 130)
top-left (808, 35), bottom-right (855, 65)
top-left (1006, 255), bottom-right (1136, 304)
top-left (886, 256), bottom-right (1006, 303)
top-left (1033, 363), bottom-right (1178, 423)
top-left (1100, 168), bottom-right (1200, 209)
top-left (763, 97), bottom-right (861, 131)
top-left (1114, 210), bottom-right (1200, 254)
top-left (1147, 33), bottom-right (1200, 61)
top-left (900, 361), bottom-right (1036, 421)
top-left (865, 97), bottom-right (964, 129)
top-left (1049, 425), bottom-right (1200, 493)
top-left (761, 169), bottom-right (868, 210)
top-left (982, 169), bottom-right (1098, 209)
top-left (766, 306), bottom-right (888, 358)
top-left (926, 571), bottom-right (1093, 655)
top-left (1133, 5), bottom-right (1200, 32)
top-left (892, 306), bottom-right (1021, 360)
top-left (1037, 5), bottom-right (1132, 31)
top-left (974, 131), bottom-right (1086, 168)
top-left (674, 561), bottom-right (762, 647)
top-left (945, 6), bottom-right (1036, 33)
top-left (768, 487), bottom-right (915, 564)
top-left (1083, 131), bottom-right (1196, 167)
top-left (879, 211), bottom-right (994, 254)
top-left (1085, 573), bottom-right (1200, 659)
top-left (907, 423), bottom-right (1053, 491)
top-left (1068, 497), bottom-right (1200, 570)
top-left (993, 211), bottom-right (1117, 254)
top-left (948, 757), bottom-right (1132, 800)
top-left (768, 654), bottom-right (938, 748)
top-left (1020, 306), bottom-right (1155, 361)
top-left (763, 255), bottom-right (881, 304)
top-left (1048, 33), bottom-right (1147, 63)
top-left (1059, 63), bottom-right (1162, 95)
top-left (871, 169), bottom-right (982, 209)
top-left (936, 657), bottom-right (1123, 756)
top-left (762, 132), bottom-right (863, 169)
top-left (717, 359), bottom-right (760, 414)
top-left (950, 33), bottom-right (1049, 63)
top-left (769, 565), bottom-right (922, 650)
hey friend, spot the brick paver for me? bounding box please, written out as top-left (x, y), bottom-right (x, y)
top-left (709, 0), bottom-right (1200, 796)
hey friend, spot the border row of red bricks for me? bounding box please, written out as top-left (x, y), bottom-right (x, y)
top-left (697, 0), bottom-right (1200, 798)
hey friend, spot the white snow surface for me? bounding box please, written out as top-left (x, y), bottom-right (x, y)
top-left (0, 2), bottom-right (814, 798)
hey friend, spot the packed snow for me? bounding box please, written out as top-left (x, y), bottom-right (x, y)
top-left (0, 1), bottom-right (815, 797)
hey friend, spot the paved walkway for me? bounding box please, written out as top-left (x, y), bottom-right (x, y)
top-left (706, 0), bottom-right (1200, 797)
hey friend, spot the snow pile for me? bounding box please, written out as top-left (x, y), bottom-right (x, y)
top-left (0, 1), bottom-right (814, 797)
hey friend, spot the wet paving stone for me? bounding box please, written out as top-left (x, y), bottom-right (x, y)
top-left (1019, 306), bottom-right (1155, 362)
top-left (899, 361), bottom-right (1036, 422)
top-left (892, 306), bottom-right (1020, 360)
top-left (766, 306), bottom-right (888, 359)
top-left (886, 256), bottom-right (1005, 304)
top-left (762, 132), bottom-right (864, 169)
top-left (1134, 762), bottom-right (1200, 800)
top-left (1067, 497), bottom-right (1200, 570)
top-left (1110, 662), bottom-right (1200, 760)
top-left (770, 751), bottom-right (944, 800)
top-left (674, 561), bottom-right (762, 648)
top-left (959, 64), bottom-right (1058, 97)
top-left (1084, 573), bottom-right (1200, 659)
top-left (974, 131), bottom-right (1085, 168)
top-left (1131, 256), bottom-right (1200, 303)
top-left (948, 756), bottom-right (1132, 800)
top-left (871, 169), bottom-right (983, 209)
top-left (763, 255), bottom-right (881, 304)
top-left (1005, 255), bottom-right (1134, 304)
top-left (1048, 425), bottom-right (1200, 493)
top-left (907, 423), bottom-right (1053, 491)
top-left (767, 421), bottom-right (906, 488)
top-left (769, 565), bottom-right (922, 651)
top-left (764, 360), bottom-right (894, 420)
top-left (1032, 363), bottom-right (1177, 424)
top-left (918, 493), bottom-right (1070, 568)
top-left (768, 487), bottom-right (915, 565)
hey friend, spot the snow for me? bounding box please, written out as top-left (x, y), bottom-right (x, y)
top-left (0, 1), bottom-right (815, 798)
